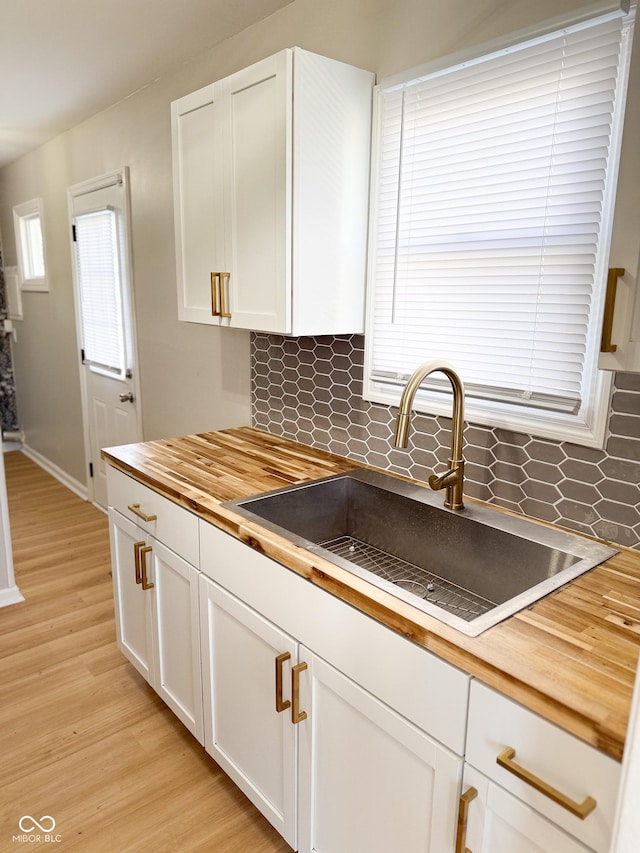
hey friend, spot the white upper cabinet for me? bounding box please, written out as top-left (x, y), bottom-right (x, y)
top-left (599, 22), bottom-right (640, 374)
top-left (598, 266), bottom-right (640, 373)
top-left (171, 83), bottom-right (224, 326)
top-left (171, 48), bottom-right (374, 335)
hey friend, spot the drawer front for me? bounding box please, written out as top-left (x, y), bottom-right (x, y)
top-left (466, 680), bottom-right (621, 852)
top-left (200, 519), bottom-right (470, 755)
top-left (107, 466), bottom-right (199, 566)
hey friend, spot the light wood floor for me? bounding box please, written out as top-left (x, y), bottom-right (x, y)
top-left (0, 452), bottom-right (292, 853)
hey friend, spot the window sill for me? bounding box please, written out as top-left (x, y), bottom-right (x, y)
top-left (363, 370), bottom-right (613, 449)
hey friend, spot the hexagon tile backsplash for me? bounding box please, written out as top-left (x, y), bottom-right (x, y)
top-left (251, 333), bottom-right (640, 550)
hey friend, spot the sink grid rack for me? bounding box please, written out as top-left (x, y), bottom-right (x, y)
top-left (318, 535), bottom-right (496, 622)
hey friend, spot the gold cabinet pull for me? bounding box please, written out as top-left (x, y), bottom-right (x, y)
top-left (600, 267), bottom-right (625, 353)
top-left (127, 503), bottom-right (157, 523)
top-left (275, 652), bottom-right (291, 713)
top-left (497, 747), bottom-right (596, 819)
top-left (210, 272), bottom-right (220, 316)
top-left (219, 271), bottom-right (232, 319)
top-left (133, 540), bottom-right (146, 584)
top-left (291, 662), bottom-right (308, 724)
top-left (139, 545), bottom-right (154, 591)
top-left (211, 272), bottom-right (231, 318)
top-left (455, 786), bottom-right (478, 853)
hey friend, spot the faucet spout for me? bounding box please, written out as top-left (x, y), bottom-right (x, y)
top-left (393, 359), bottom-right (465, 510)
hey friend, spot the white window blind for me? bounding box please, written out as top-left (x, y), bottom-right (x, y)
top-left (74, 208), bottom-right (126, 377)
top-left (366, 10), bottom-right (632, 431)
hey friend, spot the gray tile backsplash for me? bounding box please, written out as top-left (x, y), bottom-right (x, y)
top-left (251, 334), bottom-right (640, 550)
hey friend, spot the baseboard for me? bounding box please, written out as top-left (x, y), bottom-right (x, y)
top-left (21, 444), bottom-right (88, 501)
top-left (0, 585), bottom-right (24, 608)
top-left (2, 442), bottom-right (23, 453)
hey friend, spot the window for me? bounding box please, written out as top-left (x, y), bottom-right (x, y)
top-left (13, 198), bottom-right (48, 291)
top-left (74, 207), bottom-right (126, 378)
top-left (365, 5), bottom-right (635, 447)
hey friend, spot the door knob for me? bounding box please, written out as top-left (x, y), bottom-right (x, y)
top-left (119, 392), bottom-right (134, 403)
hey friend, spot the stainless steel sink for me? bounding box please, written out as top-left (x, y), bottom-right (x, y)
top-left (224, 469), bottom-right (617, 636)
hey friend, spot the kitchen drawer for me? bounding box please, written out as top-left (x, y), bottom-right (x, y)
top-left (200, 519), bottom-right (470, 755)
top-left (106, 466), bottom-right (199, 567)
top-left (466, 680), bottom-right (621, 853)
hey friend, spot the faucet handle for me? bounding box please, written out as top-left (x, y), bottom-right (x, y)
top-left (429, 461), bottom-right (465, 510)
top-left (428, 468), bottom-right (460, 491)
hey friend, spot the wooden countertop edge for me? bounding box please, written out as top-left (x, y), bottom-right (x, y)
top-left (102, 433), bottom-right (638, 761)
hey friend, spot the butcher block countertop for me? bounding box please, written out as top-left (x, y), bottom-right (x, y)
top-left (102, 426), bottom-right (640, 761)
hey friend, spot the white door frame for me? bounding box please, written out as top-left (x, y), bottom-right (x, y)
top-left (68, 167), bottom-right (143, 506)
top-left (0, 449), bottom-right (23, 606)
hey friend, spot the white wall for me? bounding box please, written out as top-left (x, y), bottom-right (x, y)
top-left (0, 0), bottom-right (636, 485)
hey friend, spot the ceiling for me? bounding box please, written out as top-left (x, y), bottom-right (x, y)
top-left (0, 0), bottom-right (293, 168)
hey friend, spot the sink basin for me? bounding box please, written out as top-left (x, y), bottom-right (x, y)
top-left (224, 469), bottom-right (617, 636)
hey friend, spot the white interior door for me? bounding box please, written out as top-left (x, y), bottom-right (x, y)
top-left (69, 170), bottom-right (141, 509)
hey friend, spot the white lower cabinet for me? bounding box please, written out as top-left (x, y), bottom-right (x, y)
top-left (198, 521), bottom-right (467, 853)
top-left (199, 574), bottom-right (462, 853)
top-left (149, 534), bottom-right (203, 741)
top-left (109, 508), bottom-right (155, 683)
top-left (463, 681), bottom-right (621, 853)
top-left (460, 764), bottom-right (591, 853)
top-left (199, 576), bottom-right (299, 847)
top-left (109, 505), bottom-right (203, 743)
top-left (297, 650), bottom-right (462, 853)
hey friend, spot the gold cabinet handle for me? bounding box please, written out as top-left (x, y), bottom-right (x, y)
top-left (497, 747), bottom-right (596, 819)
top-left (275, 652), bottom-right (291, 713)
top-left (133, 540), bottom-right (145, 584)
top-left (600, 267), bottom-right (625, 353)
top-left (139, 545), bottom-right (154, 591)
top-left (455, 786), bottom-right (478, 853)
top-left (219, 271), bottom-right (232, 319)
top-left (211, 272), bottom-right (231, 318)
top-left (291, 662), bottom-right (308, 724)
top-left (127, 503), bottom-right (157, 523)
top-left (211, 272), bottom-right (220, 316)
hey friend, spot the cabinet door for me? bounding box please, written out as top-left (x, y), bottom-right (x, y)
top-left (222, 50), bottom-right (291, 332)
top-left (147, 537), bottom-right (203, 743)
top-left (109, 509), bottom-right (154, 682)
top-left (199, 575), bottom-right (298, 847)
top-left (172, 83), bottom-right (226, 324)
top-left (461, 765), bottom-right (591, 853)
top-left (297, 649), bottom-right (462, 853)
